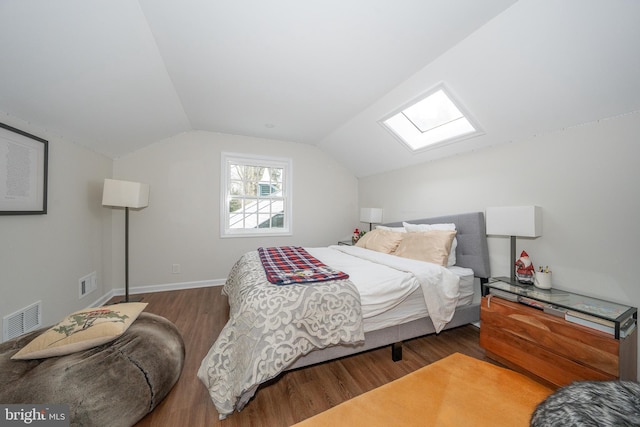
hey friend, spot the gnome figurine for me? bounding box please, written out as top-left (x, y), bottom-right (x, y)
top-left (515, 250), bottom-right (535, 284)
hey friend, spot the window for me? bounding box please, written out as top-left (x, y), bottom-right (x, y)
top-left (221, 153), bottom-right (292, 237)
top-left (380, 84), bottom-right (483, 152)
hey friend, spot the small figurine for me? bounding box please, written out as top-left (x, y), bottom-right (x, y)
top-left (352, 228), bottom-right (360, 244)
top-left (515, 250), bottom-right (535, 284)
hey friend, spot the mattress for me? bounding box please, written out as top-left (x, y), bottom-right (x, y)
top-left (307, 246), bottom-right (475, 333)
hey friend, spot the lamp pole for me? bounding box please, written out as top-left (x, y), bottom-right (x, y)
top-left (124, 206), bottom-right (129, 302)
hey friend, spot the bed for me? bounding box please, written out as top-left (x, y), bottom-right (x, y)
top-left (198, 211), bottom-right (490, 419)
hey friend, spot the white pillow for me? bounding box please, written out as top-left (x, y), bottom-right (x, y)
top-left (375, 225), bottom-right (406, 233)
top-left (402, 222), bottom-right (457, 267)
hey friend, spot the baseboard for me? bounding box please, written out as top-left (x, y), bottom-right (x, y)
top-left (125, 278), bottom-right (226, 295)
top-left (87, 279), bottom-right (225, 308)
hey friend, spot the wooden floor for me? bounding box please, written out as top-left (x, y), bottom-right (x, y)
top-left (116, 286), bottom-right (494, 427)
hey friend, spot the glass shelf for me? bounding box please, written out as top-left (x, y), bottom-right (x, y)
top-left (484, 278), bottom-right (637, 339)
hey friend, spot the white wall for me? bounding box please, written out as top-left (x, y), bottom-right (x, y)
top-left (111, 131), bottom-right (358, 288)
top-left (0, 117), bottom-right (113, 335)
top-left (0, 126), bottom-right (357, 338)
top-left (360, 111), bottom-right (640, 373)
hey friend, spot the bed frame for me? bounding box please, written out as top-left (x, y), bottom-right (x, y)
top-left (287, 211), bottom-right (490, 370)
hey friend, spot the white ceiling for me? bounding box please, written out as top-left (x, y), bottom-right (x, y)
top-left (1, 0), bottom-right (639, 177)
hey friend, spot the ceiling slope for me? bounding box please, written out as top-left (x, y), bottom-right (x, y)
top-left (1, 0), bottom-right (639, 177)
top-left (137, 0), bottom-right (516, 146)
top-left (0, 0), bottom-right (191, 157)
top-left (320, 0), bottom-right (640, 176)
top-left (0, 0), bottom-right (514, 161)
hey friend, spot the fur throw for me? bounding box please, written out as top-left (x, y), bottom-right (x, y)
top-left (531, 380), bottom-right (640, 427)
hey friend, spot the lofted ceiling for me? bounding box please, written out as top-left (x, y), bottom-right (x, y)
top-left (1, 0), bottom-right (639, 177)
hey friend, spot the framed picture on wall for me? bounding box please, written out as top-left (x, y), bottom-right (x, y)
top-left (0, 122), bottom-right (48, 215)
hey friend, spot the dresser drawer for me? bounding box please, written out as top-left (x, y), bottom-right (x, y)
top-left (480, 296), bottom-right (628, 387)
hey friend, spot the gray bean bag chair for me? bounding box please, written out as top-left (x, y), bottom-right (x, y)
top-left (530, 380), bottom-right (640, 427)
top-left (0, 312), bottom-right (185, 427)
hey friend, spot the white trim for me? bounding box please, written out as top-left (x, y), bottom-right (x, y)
top-left (113, 279), bottom-right (225, 297)
top-left (84, 279), bottom-right (225, 309)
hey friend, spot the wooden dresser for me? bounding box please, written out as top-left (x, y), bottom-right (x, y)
top-left (480, 281), bottom-right (637, 388)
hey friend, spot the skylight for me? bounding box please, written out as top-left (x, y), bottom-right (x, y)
top-left (381, 86), bottom-right (482, 152)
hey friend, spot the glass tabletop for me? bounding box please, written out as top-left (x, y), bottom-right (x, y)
top-left (485, 278), bottom-right (636, 323)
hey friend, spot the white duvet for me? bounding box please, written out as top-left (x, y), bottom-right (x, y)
top-left (306, 245), bottom-right (461, 333)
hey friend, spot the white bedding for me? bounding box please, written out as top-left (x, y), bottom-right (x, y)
top-left (363, 266), bottom-right (475, 332)
top-left (307, 245), bottom-right (462, 333)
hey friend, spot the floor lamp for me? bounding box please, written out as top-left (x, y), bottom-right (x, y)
top-left (102, 179), bottom-right (150, 303)
top-left (485, 206), bottom-right (542, 285)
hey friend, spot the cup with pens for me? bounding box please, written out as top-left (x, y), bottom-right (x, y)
top-left (534, 266), bottom-right (552, 289)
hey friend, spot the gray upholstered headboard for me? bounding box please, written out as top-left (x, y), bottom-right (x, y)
top-left (384, 211), bottom-right (491, 279)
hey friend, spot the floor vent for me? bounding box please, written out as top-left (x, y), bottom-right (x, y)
top-left (3, 301), bottom-right (42, 342)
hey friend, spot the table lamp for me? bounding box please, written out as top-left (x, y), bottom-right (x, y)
top-left (485, 206), bottom-right (542, 285)
top-left (360, 208), bottom-right (383, 231)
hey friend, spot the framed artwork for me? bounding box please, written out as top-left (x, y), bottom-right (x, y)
top-left (0, 122), bottom-right (48, 215)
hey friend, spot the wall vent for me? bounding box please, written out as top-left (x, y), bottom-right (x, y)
top-left (3, 301), bottom-right (42, 342)
top-left (79, 272), bottom-right (97, 299)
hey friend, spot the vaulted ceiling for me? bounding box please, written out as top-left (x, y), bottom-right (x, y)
top-left (1, 0), bottom-right (639, 177)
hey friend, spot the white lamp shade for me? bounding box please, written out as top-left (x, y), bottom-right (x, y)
top-left (485, 206), bottom-right (542, 237)
top-left (102, 179), bottom-right (149, 208)
top-left (360, 207), bottom-right (383, 224)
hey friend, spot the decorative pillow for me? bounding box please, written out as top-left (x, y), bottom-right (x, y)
top-left (355, 229), bottom-right (405, 254)
top-left (11, 302), bottom-right (148, 360)
top-left (403, 222), bottom-right (458, 267)
top-left (394, 230), bottom-right (457, 266)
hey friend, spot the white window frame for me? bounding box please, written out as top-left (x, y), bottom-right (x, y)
top-left (220, 152), bottom-right (293, 238)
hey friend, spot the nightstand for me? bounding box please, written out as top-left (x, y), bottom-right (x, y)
top-left (480, 279), bottom-right (637, 388)
top-left (338, 240), bottom-right (354, 246)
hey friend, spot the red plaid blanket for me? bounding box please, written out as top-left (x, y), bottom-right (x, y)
top-left (258, 246), bottom-right (349, 285)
